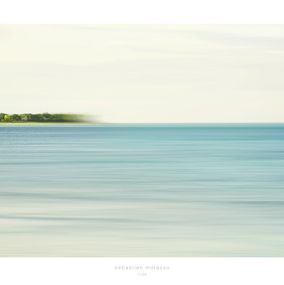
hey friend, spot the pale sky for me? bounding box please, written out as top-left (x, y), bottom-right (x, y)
top-left (0, 25), bottom-right (284, 123)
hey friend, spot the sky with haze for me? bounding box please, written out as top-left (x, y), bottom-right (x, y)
top-left (0, 25), bottom-right (284, 123)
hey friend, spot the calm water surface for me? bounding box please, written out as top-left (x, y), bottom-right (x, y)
top-left (0, 124), bottom-right (283, 256)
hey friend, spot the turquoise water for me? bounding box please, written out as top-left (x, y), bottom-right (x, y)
top-left (0, 124), bottom-right (283, 256)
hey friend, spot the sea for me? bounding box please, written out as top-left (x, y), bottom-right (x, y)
top-left (0, 124), bottom-right (283, 256)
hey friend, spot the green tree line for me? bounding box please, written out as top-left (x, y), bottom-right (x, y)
top-left (0, 113), bottom-right (87, 123)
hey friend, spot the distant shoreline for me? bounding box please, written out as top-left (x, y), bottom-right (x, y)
top-left (0, 113), bottom-right (91, 123)
top-left (0, 121), bottom-right (94, 123)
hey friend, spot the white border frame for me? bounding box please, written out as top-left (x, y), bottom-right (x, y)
top-left (0, 258), bottom-right (284, 284)
top-left (0, 0), bottom-right (284, 23)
